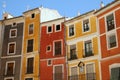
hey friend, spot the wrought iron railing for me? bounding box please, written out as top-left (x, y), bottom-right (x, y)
top-left (68, 73), bottom-right (96, 80)
top-left (83, 48), bottom-right (94, 58)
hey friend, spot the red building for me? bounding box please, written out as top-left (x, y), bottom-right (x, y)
top-left (95, 0), bottom-right (120, 80)
top-left (40, 17), bottom-right (67, 80)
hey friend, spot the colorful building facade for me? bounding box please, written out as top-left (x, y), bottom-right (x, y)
top-left (0, 16), bottom-right (24, 80)
top-left (21, 8), bottom-right (40, 80)
top-left (40, 17), bottom-right (67, 80)
top-left (95, 0), bottom-right (120, 80)
top-left (65, 10), bottom-right (100, 80)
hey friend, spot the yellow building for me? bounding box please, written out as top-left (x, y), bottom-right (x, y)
top-left (21, 8), bottom-right (40, 80)
top-left (65, 10), bottom-right (101, 80)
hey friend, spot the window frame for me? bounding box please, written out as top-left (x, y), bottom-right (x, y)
top-left (68, 24), bottom-right (75, 37)
top-left (47, 25), bottom-right (53, 34)
top-left (82, 18), bottom-right (90, 33)
top-left (26, 57), bottom-right (34, 74)
top-left (27, 39), bottom-right (34, 53)
top-left (53, 64), bottom-right (64, 80)
top-left (107, 32), bottom-right (118, 50)
top-left (84, 40), bottom-right (93, 57)
top-left (28, 23), bottom-right (34, 35)
top-left (31, 13), bottom-right (35, 19)
top-left (46, 45), bottom-right (51, 52)
top-left (9, 29), bottom-right (17, 38)
top-left (53, 40), bottom-right (63, 56)
top-left (7, 42), bottom-right (16, 55)
top-left (5, 61), bottom-right (15, 76)
top-left (25, 77), bottom-right (33, 80)
top-left (109, 63), bottom-right (120, 80)
top-left (47, 59), bottom-right (52, 66)
top-left (105, 13), bottom-right (115, 32)
top-left (55, 24), bottom-right (61, 32)
top-left (4, 77), bottom-right (14, 80)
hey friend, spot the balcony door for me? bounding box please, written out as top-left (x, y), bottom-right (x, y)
top-left (86, 63), bottom-right (96, 80)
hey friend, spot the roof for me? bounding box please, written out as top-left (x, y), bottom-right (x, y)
top-left (23, 7), bottom-right (39, 14)
top-left (64, 10), bottom-right (96, 24)
top-left (39, 7), bottom-right (62, 22)
top-left (95, 0), bottom-right (119, 14)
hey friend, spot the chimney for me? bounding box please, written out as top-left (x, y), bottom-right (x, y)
top-left (2, 12), bottom-right (13, 20)
top-left (100, 1), bottom-right (104, 8)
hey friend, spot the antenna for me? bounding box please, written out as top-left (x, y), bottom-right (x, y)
top-left (26, 5), bottom-right (30, 10)
top-left (2, 1), bottom-right (6, 13)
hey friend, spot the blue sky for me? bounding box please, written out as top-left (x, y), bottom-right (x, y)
top-left (0, 0), bottom-right (113, 20)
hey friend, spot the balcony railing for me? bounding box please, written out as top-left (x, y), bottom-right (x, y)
top-left (53, 73), bottom-right (63, 80)
top-left (83, 48), bottom-right (94, 58)
top-left (68, 51), bottom-right (78, 60)
top-left (68, 73), bottom-right (96, 80)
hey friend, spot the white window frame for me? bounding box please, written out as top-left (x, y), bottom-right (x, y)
top-left (47, 59), bottom-right (52, 66)
top-left (7, 42), bottom-right (16, 55)
top-left (53, 39), bottom-right (63, 56)
top-left (4, 77), bottom-right (14, 80)
top-left (85, 62), bottom-right (96, 80)
top-left (46, 45), bottom-right (51, 52)
top-left (70, 66), bottom-right (79, 76)
top-left (68, 24), bottom-right (75, 38)
top-left (47, 25), bottom-right (53, 34)
top-left (82, 18), bottom-right (91, 33)
top-left (53, 64), bottom-right (64, 80)
top-left (5, 61), bottom-right (15, 76)
top-left (25, 77), bottom-right (34, 80)
top-left (9, 29), bottom-right (17, 38)
top-left (105, 12), bottom-right (116, 32)
top-left (55, 24), bottom-right (61, 32)
top-left (26, 56), bottom-right (35, 74)
top-left (28, 23), bottom-right (34, 35)
top-left (106, 31), bottom-right (118, 50)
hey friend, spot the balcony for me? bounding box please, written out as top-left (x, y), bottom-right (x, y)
top-left (68, 73), bottom-right (96, 80)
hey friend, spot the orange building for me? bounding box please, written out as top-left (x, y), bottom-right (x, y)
top-left (95, 0), bottom-right (120, 80)
top-left (21, 8), bottom-right (40, 80)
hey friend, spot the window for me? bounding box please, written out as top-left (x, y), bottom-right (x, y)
top-left (69, 25), bottom-right (74, 37)
top-left (83, 19), bottom-right (90, 32)
top-left (8, 43), bottom-right (16, 54)
top-left (47, 60), bottom-right (52, 66)
top-left (108, 34), bottom-right (117, 48)
top-left (111, 67), bottom-right (120, 80)
top-left (25, 78), bottom-right (33, 80)
top-left (10, 29), bottom-right (17, 38)
top-left (54, 41), bottom-right (62, 56)
top-left (27, 57), bottom-right (34, 74)
top-left (69, 44), bottom-right (77, 60)
top-left (56, 24), bottom-right (61, 31)
top-left (13, 22), bottom-right (16, 27)
top-left (70, 67), bottom-right (79, 80)
top-left (27, 39), bottom-right (33, 53)
top-left (54, 65), bottom-right (63, 80)
top-left (84, 40), bottom-right (93, 57)
top-left (47, 26), bottom-right (52, 33)
top-left (86, 63), bottom-right (96, 80)
top-left (106, 13), bottom-right (115, 31)
top-left (46, 45), bottom-right (51, 52)
top-left (31, 13), bottom-right (35, 18)
top-left (4, 77), bottom-right (14, 80)
top-left (6, 62), bottom-right (15, 76)
top-left (29, 24), bottom-right (34, 35)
